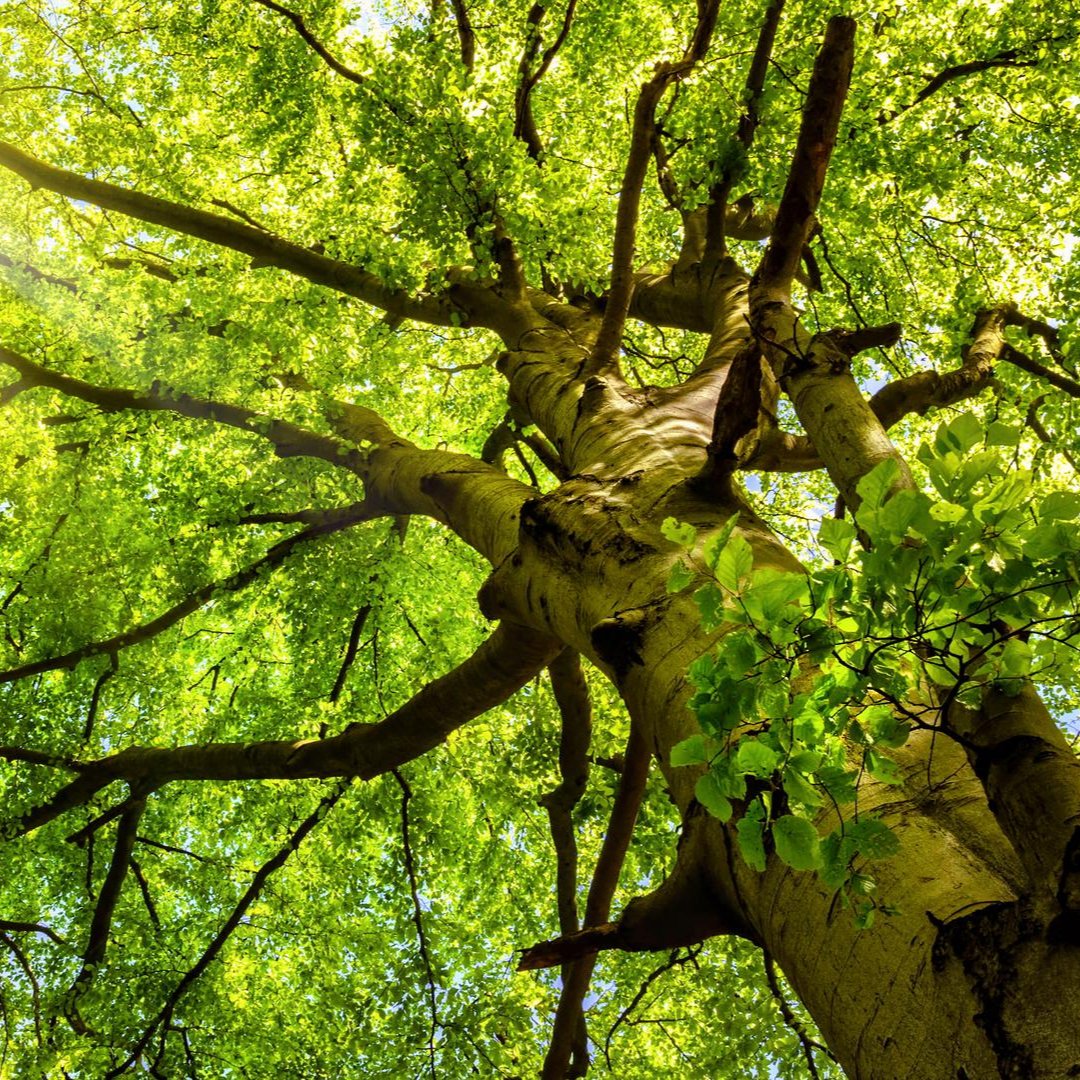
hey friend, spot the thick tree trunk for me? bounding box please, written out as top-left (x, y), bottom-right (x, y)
top-left (502, 472), bottom-right (1080, 1077)
top-left (482, 302), bottom-right (1080, 1075)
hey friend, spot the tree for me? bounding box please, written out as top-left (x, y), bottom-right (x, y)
top-left (1, 0), bottom-right (1079, 1074)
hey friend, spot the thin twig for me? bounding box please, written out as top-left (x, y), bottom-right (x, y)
top-left (393, 771), bottom-right (439, 1079)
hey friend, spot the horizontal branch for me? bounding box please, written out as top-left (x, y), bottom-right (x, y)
top-left (7, 622), bottom-right (561, 837)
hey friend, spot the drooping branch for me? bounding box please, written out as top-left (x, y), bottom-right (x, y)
top-left (6, 622), bottom-right (561, 838)
top-left (588, 0), bottom-right (721, 373)
top-left (755, 16), bottom-right (856, 301)
top-left (602, 946), bottom-right (702, 1068)
top-left (540, 721), bottom-right (651, 1079)
top-left (0, 143), bottom-right (498, 329)
top-left (0, 507), bottom-right (375, 687)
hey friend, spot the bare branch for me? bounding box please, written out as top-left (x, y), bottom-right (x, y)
top-left (1000, 343), bottom-right (1080, 398)
top-left (77, 796), bottom-right (145, 974)
top-left (540, 649), bottom-right (593, 1072)
top-left (589, 0), bottom-right (722, 373)
top-left (763, 949), bottom-right (835, 1078)
top-left (515, 0), bottom-right (578, 159)
top-left (603, 946), bottom-right (701, 1067)
top-left (755, 16), bottom-right (856, 299)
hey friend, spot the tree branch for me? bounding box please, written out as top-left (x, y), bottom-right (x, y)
top-left (704, 0), bottom-right (787, 257)
top-left (0, 506), bottom-right (374, 686)
top-left (251, 0), bottom-right (366, 85)
top-left (104, 780), bottom-right (350, 1077)
top-left (755, 16), bottom-right (856, 300)
top-left (393, 771), bottom-right (440, 1080)
top-left (449, 0), bottom-right (476, 72)
top-left (588, 0), bottom-right (721, 373)
top-left (0, 143), bottom-right (480, 328)
top-left (514, 0), bottom-right (578, 159)
top-left (881, 47), bottom-right (1041, 123)
top-left (6, 622), bottom-right (561, 837)
top-left (540, 720), bottom-right (651, 1079)
top-left (540, 649), bottom-right (593, 1074)
top-left (0, 344), bottom-right (364, 472)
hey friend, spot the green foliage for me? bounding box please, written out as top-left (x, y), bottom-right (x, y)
top-left (671, 414), bottom-right (1080, 923)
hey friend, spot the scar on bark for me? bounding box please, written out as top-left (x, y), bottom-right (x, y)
top-left (590, 606), bottom-right (660, 678)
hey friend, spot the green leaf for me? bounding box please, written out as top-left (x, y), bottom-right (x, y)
top-left (1040, 492), bottom-right (1080, 521)
top-left (695, 771), bottom-right (733, 822)
top-left (998, 638), bottom-right (1032, 679)
top-left (693, 583), bottom-right (726, 627)
top-left (671, 734), bottom-right (711, 767)
top-left (862, 705), bottom-right (910, 749)
top-left (985, 421), bottom-right (1020, 446)
top-left (935, 412), bottom-right (984, 455)
top-left (713, 533), bottom-right (754, 594)
top-left (855, 459), bottom-right (902, 512)
top-left (929, 501), bottom-right (966, 523)
top-left (772, 815), bottom-right (822, 871)
top-left (666, 561), bottom-right (694, 593)
top-left (735, 738), bottom-right (779, 778)
top-left (782, 768), bottom-right (824, 808)
top-left (661, 517), bottom-right (697, 549)
top-left (703, 513), bottom-right (740, 569)
top-left (846, 818), bottom-right (900, 860)
top-left (736, 805), bottom-right (767, 872)
top-left (865, 748), bottom-right (902, 785)
top-left (818, 517), bottom-right (856, 562)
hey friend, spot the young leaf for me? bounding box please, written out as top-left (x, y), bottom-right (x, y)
top-left (818, 516), bottom-right (856, 562)
top-left (695, 771), bottom-right (733, 822)
top-left (773, 815), bottom-right (822, 871)
top-left (661, 517), bottom-right (697, 549)
top-left (736, 806), bottom-right (767, 871)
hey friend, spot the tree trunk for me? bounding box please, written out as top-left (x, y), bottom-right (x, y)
top-left (498, 465), bottom-right (1080, 1077)
top-left (480, 295), bottom-right (1080, 1076)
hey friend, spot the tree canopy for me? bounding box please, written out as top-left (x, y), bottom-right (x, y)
top-left (1, 0), bottom-right (1079, 1076)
